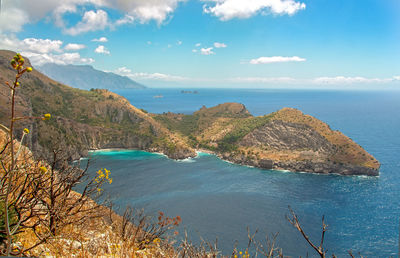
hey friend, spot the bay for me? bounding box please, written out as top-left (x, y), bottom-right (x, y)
top-left (84, 88), bottom-right (400, 256)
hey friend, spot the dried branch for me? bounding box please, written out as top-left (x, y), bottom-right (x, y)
top-left (286, 206), bottom-right (327, 258)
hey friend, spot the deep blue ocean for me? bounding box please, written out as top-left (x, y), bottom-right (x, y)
top-left (85, 88), bottom-right (400, 256)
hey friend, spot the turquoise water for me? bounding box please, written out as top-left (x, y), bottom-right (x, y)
top-left (85, 89), bottom-right (400, 256)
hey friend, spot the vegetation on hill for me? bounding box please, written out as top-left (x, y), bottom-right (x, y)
top-left (0, 50), bottom-right (195, 162)
top-left (156, 103), bottom-right (380, 175)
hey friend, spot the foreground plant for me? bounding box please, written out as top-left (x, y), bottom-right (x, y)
top-left (0, 53), bottom-right (112, 256)
top-left (1, 53), bottom-right (47, 255)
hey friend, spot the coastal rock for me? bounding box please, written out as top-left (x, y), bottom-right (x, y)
top-left (240, 120), bottom-right (336, 154)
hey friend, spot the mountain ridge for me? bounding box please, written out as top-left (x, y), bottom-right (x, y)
top-left (37, 63), bottom-right (146, 90)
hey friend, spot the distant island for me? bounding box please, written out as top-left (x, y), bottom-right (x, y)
top-left (181, 90), bottom-right (198, 94)
top-left (0, 50), bottom-right (379, 176)
top-left (37, 63), bottom-right (146, 90)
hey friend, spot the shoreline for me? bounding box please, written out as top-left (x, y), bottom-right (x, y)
top-left (87, 148), bottom-right (378, 178)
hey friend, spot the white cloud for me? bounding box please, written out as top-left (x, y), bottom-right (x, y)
top-left (115, 66), bottom-right (132, 75)
top-left (232, 77), bottom-right (297, 84)
top-left (64, 43), bottom-right (86, 51)
top-left (114, 68), bottom-right (190, 82)
top-left (0, 34), bottom-right (95, 66)
top-left (249, 56), bottom-right (306, 64)
top-left (0, 35), bottom-right (63, 54)
top-left (111, 65), bottom-right (400, 86)
top-left (95, 45), bottom-right (110, 55)
top-left (192, 49), bottom-right (198, 53)
top-left (23, 52), bottom-right (95, 66)
top-left (0, 0), bottom-right (187, 35)
top-left (312, 76), bottom-right (395, 85)
top-left (230, 75), bottom-right (400, 85)
top-left (0, 7), bottom-right (28, 33)
top-left (130, 72), bottom-right (189, 81)
top-left (115, 0), bottom-right (186, 25)
top-left (200, 47), bottom-right (215, 55)
top-left (214, 42), bottom-right (227, 48)
top-left (177, 40), bottom-right (183, 45)
top-left (64, 10), bottom-right (109, 35)
top-left (92, 37), bottom-right (108, 42)
top-left (21, 38), bottom-right (63, 54)
top-left (195, 43), bottom-right (201, 47)
top-left (147, 41), bottom-right (152, 45)
top-left (203, 0), bottom-right (306, 21)
top-left (114, 14), bottom-right (135, 26)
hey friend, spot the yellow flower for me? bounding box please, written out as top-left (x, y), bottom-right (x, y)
top-left (26, 67), bottom-right (33, 72)
top-left (43, 113), bottom-right (51, 120)
top-left (39, 166), bottom-right (47, 174)
top-left (10, 59), bottom-right (17, 68)
top-left (23, 128), bottom-right (29, 134)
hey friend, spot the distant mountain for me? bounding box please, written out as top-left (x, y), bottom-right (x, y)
top-left (37, 63), bottom-right (146, 90)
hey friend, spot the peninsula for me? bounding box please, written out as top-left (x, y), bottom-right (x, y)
top-left (0, 50), bottom-right (379, 176)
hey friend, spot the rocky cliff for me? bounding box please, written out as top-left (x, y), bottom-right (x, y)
top-left (156, 104), bottom-right (380, 176)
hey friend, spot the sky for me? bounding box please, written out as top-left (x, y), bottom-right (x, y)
top-left (0, 0), bottom-right (399, 89)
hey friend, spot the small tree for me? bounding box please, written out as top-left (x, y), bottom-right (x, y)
top-left (0, 53), bottom-right (112, 256)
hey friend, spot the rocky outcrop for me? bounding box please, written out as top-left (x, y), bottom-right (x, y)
top-left (239, 120), bottom-right (336, 153)
top-left (219, 153), bottom-right (379, 176)
top-left (156, 104), bottom-right (380, 176)
top-left (194, 103), bottom-right (251, 118)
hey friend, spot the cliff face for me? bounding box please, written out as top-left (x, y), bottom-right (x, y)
top-left (156, 105), bottom-right (380, 176)
top-left (0, 50), bottom-right (195, 161)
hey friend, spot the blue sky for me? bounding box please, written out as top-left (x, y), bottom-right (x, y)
top-left (0, 0), bottom-right (399, 88)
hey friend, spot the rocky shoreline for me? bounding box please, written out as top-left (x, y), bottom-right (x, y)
top-left (86, 147), bottom-right (379, 177)
top-left (218, 152), bottom-right (379, 176)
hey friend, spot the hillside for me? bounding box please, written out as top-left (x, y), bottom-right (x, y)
top-left (0, 50), bottom-right (379, 176)
top-left (0, 50), bottom-right (194, 161)
top-left (155, 104), bottom-right (380, 176)
top-left (37, 63), bottom-right (145, 90)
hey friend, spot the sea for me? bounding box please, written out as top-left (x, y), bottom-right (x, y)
top-left (82, 88), bottom-right (400, 256)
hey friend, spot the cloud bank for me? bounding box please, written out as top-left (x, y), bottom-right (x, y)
top-left (0, 0), bottom-right (187, 35)
top-left (250, 56), bottom-right (306, 64)
top-left (203, 0), bottom-right (306, 21)
top-left (0, 34), bottom-right (94, 66)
